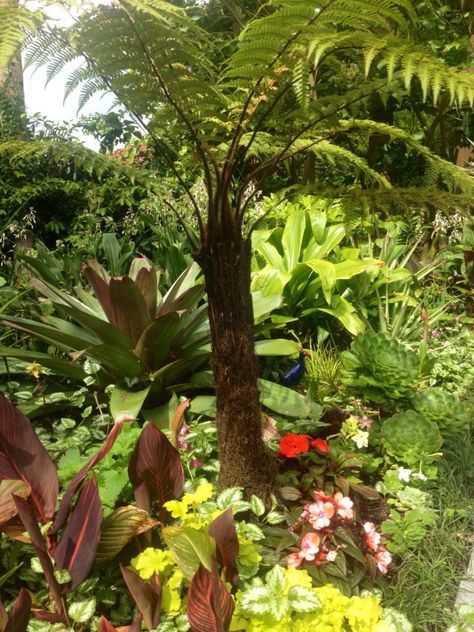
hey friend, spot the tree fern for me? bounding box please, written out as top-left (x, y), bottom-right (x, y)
top-left (0, 2), bottom-right (43, 67)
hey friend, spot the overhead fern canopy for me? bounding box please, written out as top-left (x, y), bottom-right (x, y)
top-left (5, 0), bottom-right (474, 236)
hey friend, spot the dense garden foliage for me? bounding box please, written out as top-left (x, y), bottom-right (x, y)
top-left (0, 0), bottom-right (473, 631)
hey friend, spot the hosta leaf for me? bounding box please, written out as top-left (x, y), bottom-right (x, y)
top-left (54, 477), bottom-right (102, 590)
top-left (287, 585), bottom-right (321, 612)
top-left (162, 526), bottom-right (215, 579)
top-left (0, 395), bottom-right (58, 523)
top-left (208, 508), bottom-right (239, 585)
top-left (187, 564), bottom-right (234, 632)
top-left (0, 480), bottom-right (31, 525)
top-left (128, 423), bottom-right (184, 522)
top-left (120, 565), bottom-right (161, 631)
top-left (96, 506), bottom-right (159, 563)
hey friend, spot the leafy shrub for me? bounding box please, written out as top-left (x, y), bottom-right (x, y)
top-left (341, 332), bottom-right (420, 404)
top-left (380, 411), bottom-right (443, 465)
top-left (411, 388), bottom-right (469, 436)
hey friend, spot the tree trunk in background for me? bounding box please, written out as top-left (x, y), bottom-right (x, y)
top-left (0, 0), bottom-right (26, 139)
top-left (196, 233), bottom-right (277, 500)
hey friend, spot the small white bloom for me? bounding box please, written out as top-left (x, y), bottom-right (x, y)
top-left (412, 472), bottom-right (427, 481)
top-left (397, 467), bottom-right (411, 483)
top-left (326, 550), bottom-right (337, 562)
top-left (352, 430), bottom-right (369, 449)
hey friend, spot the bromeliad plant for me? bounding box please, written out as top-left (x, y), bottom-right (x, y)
top-left (0, 258), bottom-right (209, 403)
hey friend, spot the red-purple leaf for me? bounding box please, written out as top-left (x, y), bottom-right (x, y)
top-left (119, 565), bottom-right (161, 631)
top-left (97, 615), bottom-right (118, 632)
top-left (4, 588), bottom-right (31, 632)
top-left (0, 395), bottom-right (58, 522)
top-left (128, 616), bottom-right (142, 632)
top-left (13, 497), bottom-right (65, 615)
top-left (50, 422), bottom-right (124, 536)
top-left (0, 600), bottom-right (7, 631)
top-left (54, 476), bottom-right (102, 590)
top-left (128, 423), bottom-right (184, 522)
top-left (82, 263), bottom-right (114, 322)
top-left (187, 564), bottom-right (235, 632)
top-left (208, 509), bottom-right (239, 586)
top-left (108, 277), bottom-right (152, 345)
top-left (135, 265), bottom-right (157, 320)
top-left (30, 610), bottom-right (67, 624)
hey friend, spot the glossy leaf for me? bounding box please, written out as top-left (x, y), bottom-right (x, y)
top-left (187, 564), bottom-right (234, 632)
top-left (0, 480), bottom-right (31, 525)
top-left (0, 394), bottom-right (58, 522)
top-left (110, 386), bottom-right (150, 423)
top-left (4, 588), bottom-right (31, 632)
top-left (128, 423), bottom-right (184, 522)
top-left (0, 348), bottom-right (85, 380)
top-left (50, 421), bottom-right (125, 535)
top-left (208, 508), bottom-right (239, 585)
top-left (162, 526), bottom-right (215, 579)
top-left (96, 506), bottom-right (159, 563)
top-left (54, 476), bottom-right (102, 590)
top-left (120, 565), bottom-right (161, 631)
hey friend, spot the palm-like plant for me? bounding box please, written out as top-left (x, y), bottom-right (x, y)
top-left (2, 0), bottom-right (473, 497)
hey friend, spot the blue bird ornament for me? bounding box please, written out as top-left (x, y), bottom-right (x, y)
top-left (280, 350), bottom-right (308, 387)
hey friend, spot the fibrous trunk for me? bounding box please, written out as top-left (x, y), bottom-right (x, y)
top-left (196, 235), bottom-right (277, 499)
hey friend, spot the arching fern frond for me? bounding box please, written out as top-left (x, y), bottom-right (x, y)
top-left (0, 2), bottom-right (44, 67)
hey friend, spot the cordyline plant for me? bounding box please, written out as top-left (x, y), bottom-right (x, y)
top-left (2, 0), bottom-right (473, 498)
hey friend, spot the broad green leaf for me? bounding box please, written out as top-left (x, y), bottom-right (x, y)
top-left (288, 586), bottom-right (321, 612)
top-left (282, 209), bottom-right (306, 271)
top-left (110, 385), bottom-right (150, 423)
top-left (69, 598), bottom-right (96, 624)
top-left (252, 292), bottom-right (283, 322)
top-left (255, 339), bottom-right (300, 356)
top-left (306, 260), bottom-right (336, 304)
top-left (189, 395), bottom-right (216, 417)
top-left (162, 526), bottom-right (215, 579)
top-left (258, 379), bottom-right (311, 417)
top-left (319, 297), bottom-right (366, 335)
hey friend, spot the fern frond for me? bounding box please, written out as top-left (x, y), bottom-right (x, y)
top-left (0, 4), bottom-right (44, 67)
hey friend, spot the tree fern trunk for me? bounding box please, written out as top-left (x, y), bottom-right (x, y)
top-left (195, 234), bottom-right (277, 499)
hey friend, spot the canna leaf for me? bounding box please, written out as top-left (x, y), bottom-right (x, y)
top-left (120, 565), bottom-right (161, 631)
top-left (187, 564), bottom-right (234, 632)
top-left (96, 506), bottom-right (159, 563)
top-left (0, 480), bottom-right (31, 525)
top-left (0, 395), bottom-right (58, 523)
top-left (128, 423), bottom-right (184, 522)
top-left (4, 588), bottom-right (31, 632)
top-left (208, 508), bottom-right (239, 585)
top-left (54, 476), bottom-right (102, 590)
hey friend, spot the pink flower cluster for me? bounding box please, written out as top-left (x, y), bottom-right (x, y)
top-left (363, 521), bottom-right (392, 574)
top-left (287, 490), bottom-right (354, 569)
top-left (286, 491), bottom-right (391, 577)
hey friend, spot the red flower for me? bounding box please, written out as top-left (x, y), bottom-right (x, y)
top-left (278, 433), bottom-right (310, 457)
top-left (311, 438), bottom-right (329, 454)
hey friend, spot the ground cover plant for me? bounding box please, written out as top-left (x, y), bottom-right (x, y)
top-left (0, 0), bottom-right (473, 630)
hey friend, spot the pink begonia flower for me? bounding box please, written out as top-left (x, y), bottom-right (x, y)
top-left (363, 521), bottom-right (381, 551)
top-left (303, 500), bottom-right (335, 529)
top-left (326, 550), bottom-right (337, 562)
top-left (333, 492), bottom-right (354, 520)
top-left (375, 547), bottom-right (392, 574)
top-left (287, 552), bottom-right (304, 569)
top-left (300, 532), bottom-right (321, 561)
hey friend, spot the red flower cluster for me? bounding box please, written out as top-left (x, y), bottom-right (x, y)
top-left (278, 433), bottom-right (329, 458)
